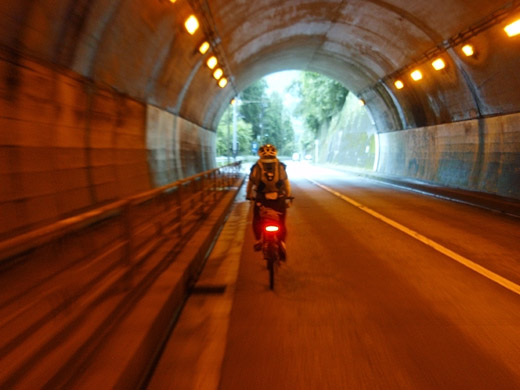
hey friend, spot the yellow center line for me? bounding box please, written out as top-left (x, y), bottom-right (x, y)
top-left (308, 178), bottom-right (520, 296)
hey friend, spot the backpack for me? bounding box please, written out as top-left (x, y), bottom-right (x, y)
top-left (252, 159), bottom-right (287, 194)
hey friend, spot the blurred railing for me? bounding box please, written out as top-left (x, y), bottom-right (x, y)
top-left (0, 161), bottom-right (242, 389)
top-left (0, 162), bottom-right (241, 263)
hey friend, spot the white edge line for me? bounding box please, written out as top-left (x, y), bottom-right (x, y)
top-left (308, 178), bottom-right (520, 296)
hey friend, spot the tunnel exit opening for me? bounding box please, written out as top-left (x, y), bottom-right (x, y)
top-left (216, 71), bottom-right (378, 171)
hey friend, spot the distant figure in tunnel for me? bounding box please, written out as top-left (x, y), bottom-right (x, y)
top-left (246, 144), bottom-right (292, 257)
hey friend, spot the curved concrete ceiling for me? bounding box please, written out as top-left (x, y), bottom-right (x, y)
top-left (203, 0), bottom-right (520, 130)
top-left (1, 0), bottom-right (519, 132)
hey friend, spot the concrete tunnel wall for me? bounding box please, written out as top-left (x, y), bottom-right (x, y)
top-left (0, 0), bottom-right (225, 238)
top-left (0, 53), bottom-right (215, 240)
top-left (378, 113), bottom-right (520, 199)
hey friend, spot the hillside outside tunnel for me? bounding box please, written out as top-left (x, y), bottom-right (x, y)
top-left (1, 0), bottom-right (520, 237)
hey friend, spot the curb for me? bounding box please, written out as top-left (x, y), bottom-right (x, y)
top-left (323, 165), bottom-right (520, 219)
top-left (66, 177), bottom-right (246, 389)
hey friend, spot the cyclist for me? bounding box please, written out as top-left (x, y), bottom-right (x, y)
top-left (246, 144), bottom-right (292, 258)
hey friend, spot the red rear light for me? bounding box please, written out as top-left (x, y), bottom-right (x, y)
top-left (265, 225), bottom-right (279, 232)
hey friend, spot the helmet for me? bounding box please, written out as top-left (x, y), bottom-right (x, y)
top-left (258, 144), bottom-right (277, 158)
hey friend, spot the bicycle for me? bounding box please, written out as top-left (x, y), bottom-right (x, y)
top-left (256, 196), bottom-right (293, 290)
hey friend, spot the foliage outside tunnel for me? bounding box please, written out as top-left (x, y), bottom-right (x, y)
top-left (217, 79), bottom-right (295, 159)
top-left (217, 72), bottom-right (377, 170)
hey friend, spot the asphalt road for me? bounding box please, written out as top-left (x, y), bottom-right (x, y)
top-left (150, 163), bottom-right (520, 390)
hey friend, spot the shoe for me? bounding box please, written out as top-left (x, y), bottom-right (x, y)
top-left (253, 240), bottom-right (262, 252)
top-left (279, 241), bottom-right (287, 261)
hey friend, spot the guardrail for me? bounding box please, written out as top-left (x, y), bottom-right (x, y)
top-left (0, 162), bottom-right (242, 263)
top-left (0, 161), bottom-right (242, 389)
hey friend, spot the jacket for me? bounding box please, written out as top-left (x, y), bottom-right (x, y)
top-left (246, 157), bottom-right (291, 199)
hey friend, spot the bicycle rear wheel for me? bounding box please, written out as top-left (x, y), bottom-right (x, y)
top-left (268, 257), bottom-right (275, 290)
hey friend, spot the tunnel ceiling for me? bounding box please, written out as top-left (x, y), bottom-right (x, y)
top-left (1, 0), bottom-right (519, 131)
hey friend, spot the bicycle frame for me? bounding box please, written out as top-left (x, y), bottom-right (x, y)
top-left (259, 205), bottom-right (282, 290)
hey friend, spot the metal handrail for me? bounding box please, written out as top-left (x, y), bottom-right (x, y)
top-left (0, 162), bottom-right (242, 263)
top-left (0, 161), bottom-right (243, 388)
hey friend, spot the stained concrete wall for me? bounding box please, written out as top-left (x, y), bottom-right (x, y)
top-left (146, 106), bottom-right (216, 187)
top-left (316, 93), bottom-right (377, 169)
top-left (0, 54), bottom-right (215, 240)
top-left (378, 113), bottom-right (520, 200)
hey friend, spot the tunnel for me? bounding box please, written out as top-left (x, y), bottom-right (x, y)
top-left (2, 0), bottom-right (520, 237)
top-left (1, 0), bottom-right (520, 388)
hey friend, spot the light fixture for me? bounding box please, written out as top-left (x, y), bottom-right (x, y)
top-left (218, 78), bottom-right (228, 88)
top-left (505, 19), bottom-right (520, 37)
top-left (410, 69), bottom-right (423, 81)
top-left (213, 68), bottom-right (223, 80)
top-left (230, 98), bottom-right (236, 105)
top-left (462, 44), bottom-right (474, 57)
top-left (185, 15), bottom-right (199, 35)
top-left (358, 99), bottom-right (365, 106)
top-left (169, 0), bottom-right (176, 3)
top-left (206, 56), bottom-right (218, 69)
top-left (432, 58), bottom-right (446, 70)
top-left (394, 80), bottom-right (404, 90)
top-left (199, 41), bottom-right (210, 54)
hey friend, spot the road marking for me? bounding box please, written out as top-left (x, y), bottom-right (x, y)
top-left (308, 178), bottom-right (520, 296)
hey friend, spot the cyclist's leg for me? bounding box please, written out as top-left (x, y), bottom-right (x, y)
top-left (253, 203), bottom-right (262, 240)
top-left (280, 212), bottom-right (287, 242)
top-left (273, 198), bottom-right (287, 260)
top-left (271, 197), bottom-right (287, 241)
top-left (252, 199), bottom-right (263, 251)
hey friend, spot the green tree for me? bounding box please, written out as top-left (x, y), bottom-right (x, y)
top-left (239, 79), bottom-right (269, 140)
top-left (288, 72), bottom-right (348, 154)
top-left (217, 77), bottom-right (299, 158)
top-left (291, 72), bottom-right (347, 128)
top-left (236, 80), bottom-right (295, 156)
top-left (261, 92), bottom-right (295, 156)
top-left (216, 105), bottom-right (253, 157)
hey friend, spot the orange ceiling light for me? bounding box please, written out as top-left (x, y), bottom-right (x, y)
top-left (218, 78), bottom-right (228, 88)
top-left (410, 69), bottom-right (423, 81)
top-left (185, 15), bottom-right (199, 35)
top-left (213, 68), bottom-right (223, 80)
top-left (504, 19), bottom-right (520, 37)
top-left (394, 80), bottom-right (404, 90)
top-left (207, 56), bottom-right (218, 69)
top-left (432, 58), bottom-right (446, 70)
top-left (462, 44), bottom-right (474, 57)
top-left (199, 41), bottom-right (210, 54)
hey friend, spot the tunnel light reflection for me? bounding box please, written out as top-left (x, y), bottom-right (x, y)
top-left (207, 56), bottom-right (218, 69)
top-left (199, 41), bottom-right (210, 54)
top-left (462, 44), bottom-right (474, 56)
top-left (432, 58), bottom-right (446, 70)
top-left (218, 78), bottom-right (228, 88)
top-left (185, 15), bottom-right (199, 35)
top-left (394, 80), bottom-right (404, 89)
top-left (505, 19), bottom-right (520, 37)
top-left (410, 70), bottom-right (423, 81)
top-left (213, 68), bottom-right (223, 80)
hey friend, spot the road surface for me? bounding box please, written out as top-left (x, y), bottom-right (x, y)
top-left (148, 163), bottom-right (520, 390)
